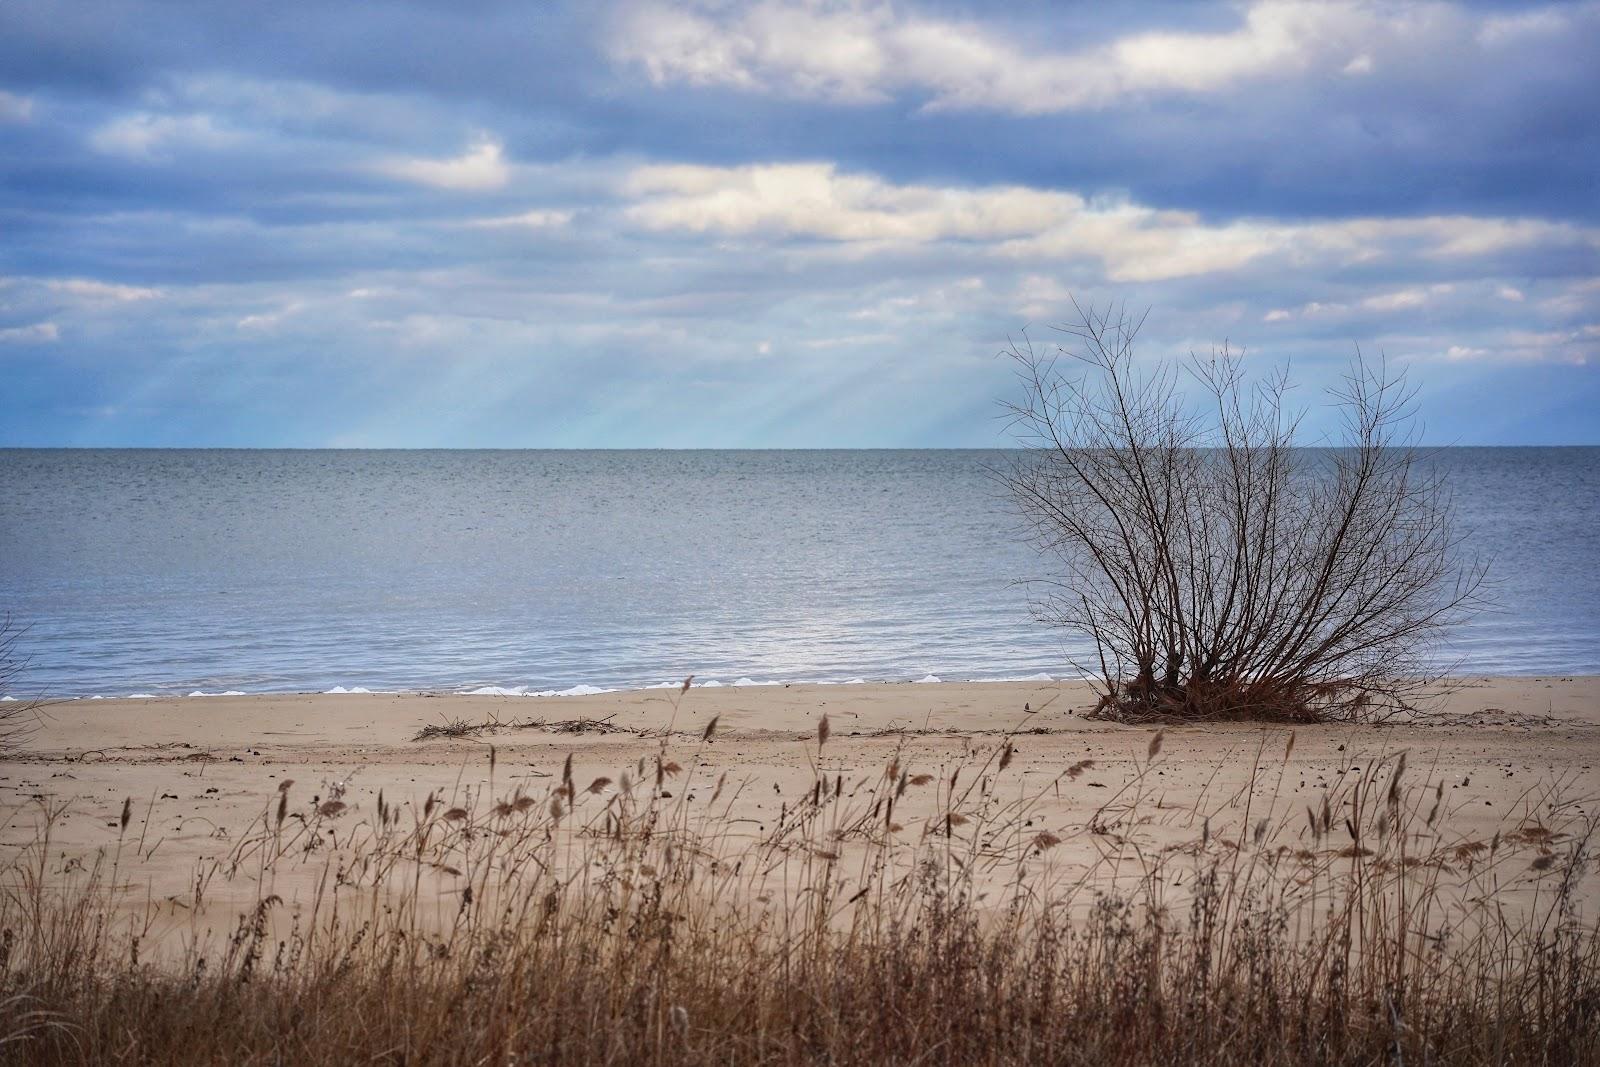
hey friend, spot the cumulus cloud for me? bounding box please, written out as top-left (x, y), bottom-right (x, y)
top-left (379, 136), bottom-right (511, 191)
top-left (623, 161), bottom-right (1600, 283)
top-left (609, 0), bottom-right (1571, 114)
top-left (625, 162), bottom-right (1075, 241)
top-left (614, 2), bottom-right (892, 102)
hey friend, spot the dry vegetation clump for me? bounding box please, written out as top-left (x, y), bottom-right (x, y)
top-left (1, 708), bottom-right (1595, 1065)
top-left (1003, 302), bottom-right (1488, 725)
top-left (412, 712), bottom-right (629, 741)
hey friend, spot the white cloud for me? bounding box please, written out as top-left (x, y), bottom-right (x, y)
top-left (624, 161), bottom-right (1600, 284)
top-left (47, 278), bottom-right (163, 302)
top-left (1498, 286), bottom-right (1525, 302)
top-left (237, 301), bottom-right (305, 331)
top-left (0, 322), bottom-right (60, 343)
top-left (89, 112), bottom-right (236, 159)
top-left (611, 0), bottom-right (1437, 114)
top-left (0, 90), bottom-right (33, 123)
top-left (1262, 308), bottom-right (1293, 322)
top-left (1361, 287), bottom-right (1430, 311)
top-left (379, 136), bottom-right (510, 191)
top-left (466, 209), bottom-right (574, 229)
top-left (612, 2), bottom-right (891, 101)
top-left (626, 162), bottom-right (1075, 242)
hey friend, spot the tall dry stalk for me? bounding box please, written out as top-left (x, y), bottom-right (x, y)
top-left (0, 616), bottom-right (42, 755)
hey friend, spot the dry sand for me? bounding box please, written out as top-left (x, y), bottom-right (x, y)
top-left (3, 677), bottom-right (1597, 946)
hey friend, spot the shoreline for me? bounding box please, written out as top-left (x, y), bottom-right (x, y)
top-left (7, 670), bottom-right (1597, 705)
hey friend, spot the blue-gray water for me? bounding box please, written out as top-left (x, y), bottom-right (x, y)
top-left (1, 449), bottom-right (1596, 698)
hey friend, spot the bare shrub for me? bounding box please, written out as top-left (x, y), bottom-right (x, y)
top-left (1003, 302), bottom-right (1487, 723)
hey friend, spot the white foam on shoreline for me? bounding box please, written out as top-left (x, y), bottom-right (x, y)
top-left (36, 673), bottom-right (1074, 701)
top-left (465, 683), bottom-right (613, 697)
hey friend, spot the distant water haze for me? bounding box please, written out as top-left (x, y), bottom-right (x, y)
top-left (1, 448), bottom-right (1596, 698)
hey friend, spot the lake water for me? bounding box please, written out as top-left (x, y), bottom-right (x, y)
top-left (1, 448), bottom-right (1596, 697)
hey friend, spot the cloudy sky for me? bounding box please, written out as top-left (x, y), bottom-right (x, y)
top-left (1, 0), bottom-right (1597, 446)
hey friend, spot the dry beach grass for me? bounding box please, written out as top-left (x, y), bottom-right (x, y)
top-left (0, 679), bottom-right (1597, 1064)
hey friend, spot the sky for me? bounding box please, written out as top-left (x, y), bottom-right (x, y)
top-left (1, 0), bottom-right (1597, 447)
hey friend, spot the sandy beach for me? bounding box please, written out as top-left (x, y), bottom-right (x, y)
top-left (5, 676), bottom-right (1596, 945)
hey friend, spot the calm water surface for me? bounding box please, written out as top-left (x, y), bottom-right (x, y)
top-left (1, 449), bottom-right (1596, 697)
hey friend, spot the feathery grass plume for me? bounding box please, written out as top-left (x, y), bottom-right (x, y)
top-left (999, 742), bottom-right (1015, 772)
top-left (817, 713), bottom-right (830, 748)
top-left (587, 777), bottom-right (611, 795)
top-left (680, 675), bottom-right (693, 694)
top-left (316, 800), bottom-right (345, 818)
top-left (1147, 729), bottom-right (1165, 761)
top-left (118, 798), bottom-right (131, 834)
top-left (701, 715), bottom-right (719, 742)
